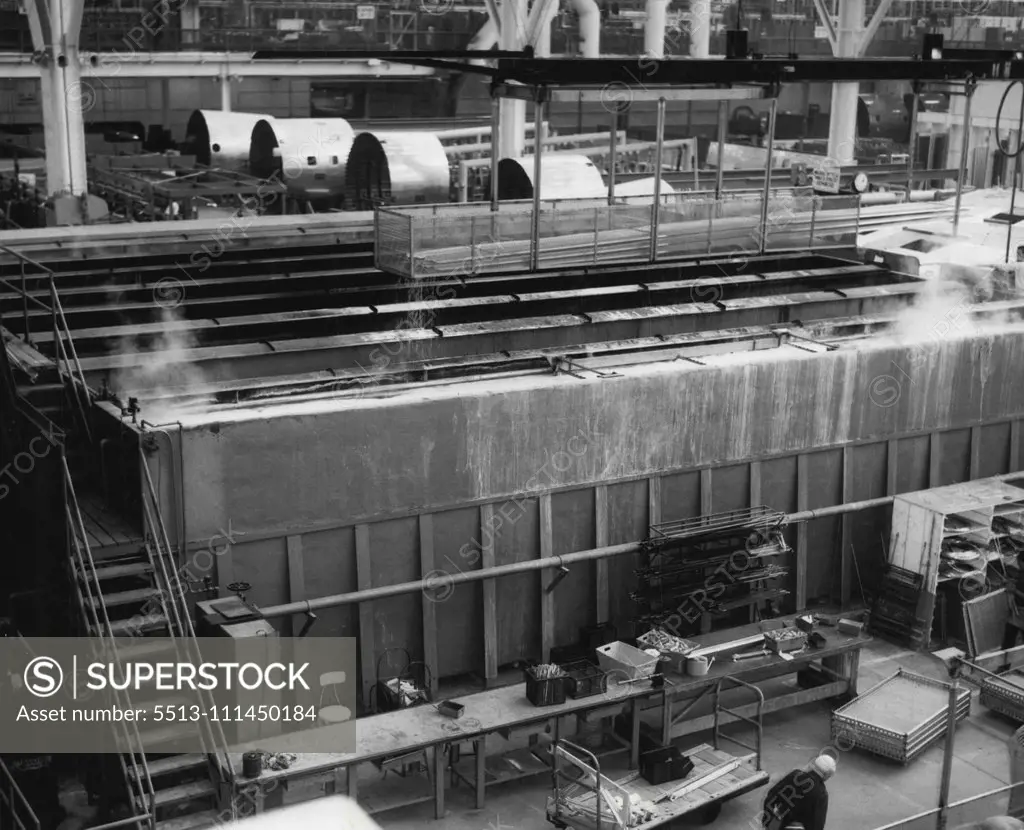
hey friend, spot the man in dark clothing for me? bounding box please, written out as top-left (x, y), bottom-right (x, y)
top-left (761, 754), bottom-right (835, 830)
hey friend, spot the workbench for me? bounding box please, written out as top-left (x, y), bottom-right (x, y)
top-left (226, 618), bottom-right (867, 820)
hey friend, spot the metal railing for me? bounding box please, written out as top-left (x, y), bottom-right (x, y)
top-left (138, 446), bottom-right (236, 800)
top-left (375, 189), bottom-right (861, 278)
top-left (0, 246), bottom-right (92, 442)
top-left (63, 457), bottom-right (157, 830)
top-left (0, 757), bottom-right (41, 830)
top-left (871, 782), bottom-right (1023, 830)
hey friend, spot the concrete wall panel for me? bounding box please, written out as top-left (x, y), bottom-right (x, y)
top-left (980, 423), bottom-right (1012, 478)
top-left (804, 450), bottom-right (843, 603)
top-left (938, 429), bottom-right (972, 486)
top-left (300, 527), bottom-right (357, 639)
top-left (230, 537), bottom-right (288, 609)
top-left (432, 507), bottom-right (483, 679)
top-left (493, 497), bottom-right (540, 667)
top-left (897, 435), bottom-right (931, 493)
top-left (551, 489), bottom-right (596, 647)
top-left (712, 464), bottom-right (750, 513)
top-left (368, 517), bottom-right (422, 666)
top-left (607, 480), bottom-right (648, 636)
top-left (661, 472), bottom-right (700, 522)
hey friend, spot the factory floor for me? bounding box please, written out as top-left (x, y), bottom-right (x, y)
top-left (377, 638), bottom-right (1020, 830)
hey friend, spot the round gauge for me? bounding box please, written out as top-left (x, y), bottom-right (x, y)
top-left (853, 172), bottom-right (868, 193)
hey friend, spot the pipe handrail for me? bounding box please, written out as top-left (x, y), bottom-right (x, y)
top-left (0, 757), bottom-right (40, 830)
top-left (63, 459), bottom-right (157, 830)
top-left (259, 472), bottom-right (1024, 620)
top-left (139, 451), bottom-right (236, 793)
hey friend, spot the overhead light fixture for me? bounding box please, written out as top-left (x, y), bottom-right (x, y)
top-left (1015, 51), bottom-right (1023, 61)
top-left (923, 33), bottom-right (943, 61)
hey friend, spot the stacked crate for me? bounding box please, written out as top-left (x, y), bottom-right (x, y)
top-left (868, 565), bottom-right (927, 646)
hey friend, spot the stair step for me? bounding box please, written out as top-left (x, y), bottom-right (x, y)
top-left (144, 779), bottom-right (218, 810)
top-left (97, 614), bottom-right (168, 637)
top-left (89, 587), bottom-right (162, 609)
top-left (81, 560), bottom-right (154, 581)
top-left (155, 808), bottom-right (220, 830)
top-left (110, 639), bottom-right (178, 662)
top-left (130, 754), bottom-right (207, 781)
top-left (134, 723), bottom-right (194, 750)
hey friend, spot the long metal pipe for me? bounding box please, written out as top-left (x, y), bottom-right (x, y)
top-left (649, 98), bottom-right (666, 262)
top-left (259, 473), bottom-right (1024, 620)
top-left (759, 99), bottom-right (778, 255)
top-left (952, 80), bottom-right (974, 236)
top-left (531, 97), bottom-right (546, 271)
top-left (906, 82), bottom-right (920, 193)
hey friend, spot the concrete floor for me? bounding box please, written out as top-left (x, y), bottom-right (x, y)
top-left (376, 639), bottom-right (1021, 830)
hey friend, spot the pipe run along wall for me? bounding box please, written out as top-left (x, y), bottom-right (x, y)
top-left (572, 0), bottom-right (601, 57)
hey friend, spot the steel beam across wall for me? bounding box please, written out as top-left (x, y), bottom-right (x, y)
top-left (251, 421), bottom-right (1024, 687)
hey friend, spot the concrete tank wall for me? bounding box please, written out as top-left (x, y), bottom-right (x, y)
top-left (169, 329), bottom-right (1024, 698)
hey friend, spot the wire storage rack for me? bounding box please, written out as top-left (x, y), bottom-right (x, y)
top-left (632, 507), bottom-right (791, 636)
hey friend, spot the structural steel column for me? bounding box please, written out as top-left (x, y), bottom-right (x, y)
top-left (644, 0), bottom-right (670, 59)
top-left (688, 0), bottom-right (711, 59)
top-left (220, 68), bottom-right (232, 112)
top-left (498, 0), bottom-right (528, 159)
top-left (27, 0), bottom-right (87, 197)
top-left (827, 0), bottom-right (864, 165)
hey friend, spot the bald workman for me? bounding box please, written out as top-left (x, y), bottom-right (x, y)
top-left (762, 754), bottom-right (836, 830)
top-left (977, 818), bottom-right (1024, 830)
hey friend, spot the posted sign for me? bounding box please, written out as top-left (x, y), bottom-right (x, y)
top-left (357, 5), bottom-right (375, 19)
top-left (811, 159), bottom-right (840, 194)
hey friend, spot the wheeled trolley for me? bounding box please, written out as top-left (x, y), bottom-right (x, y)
top-left (546, 741), bottom-right (768, 829)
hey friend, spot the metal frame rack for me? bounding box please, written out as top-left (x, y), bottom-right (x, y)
top-left (633, 507), bottom-right (791, 636)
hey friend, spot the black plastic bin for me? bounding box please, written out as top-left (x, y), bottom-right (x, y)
top-left (562, 659), bottom-right (608, 699)
top-left (581, 623), bottom-right (617, 652)
top-left (525, 668), bottom-right (567, 706)
top-left (640, 746), bottom-right (694, 786)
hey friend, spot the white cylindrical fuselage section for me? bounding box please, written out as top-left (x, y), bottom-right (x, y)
top-left (612, 176), bottom-right (678, 204)
top-left (185, 110), bottom-right (274, 171)
top-left (571, 0), bottom-right (601, 58)
top-left (344, 131), bottom-right (451, 208)
top-left (249, 118), bottom-right (356, 202)
top-left (497, 155), bottom-right (606, 200)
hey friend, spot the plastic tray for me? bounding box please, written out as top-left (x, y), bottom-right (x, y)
top-left (596, 641), bottom-right (660, 682)
top-left (832, 669), bottom-right (971, 763)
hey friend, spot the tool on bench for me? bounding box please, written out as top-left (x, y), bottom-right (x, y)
top-left (733, 649), bottom-right (770, 662)
top-left (655, 759), bottom-right (744, 803)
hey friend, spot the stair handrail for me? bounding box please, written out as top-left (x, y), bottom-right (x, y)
top-left (0, 756), bottom-right (41, 830)
top-left (139, 450), bottom-right (236, 795)
top-left (63, 457), bottom-right (157, 830)
top-left (0, 245), bottom-right (93, 441)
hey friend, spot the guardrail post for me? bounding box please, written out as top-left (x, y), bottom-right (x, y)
top-left (649, 98), bottom-right (666, 264)
top-left (953, 79), bottom-right (975, 237)
top-left (809, 196), bottom-right (818, 249)
top-left (759, 99), bottom-right (778, 257)
top-left (593, 207), bottom-right (600, 264)
top-left (20, 259), bottom-right (30, 345)
top-left (715, 101), bottom-right (727, 200)
top-left (608, 111), bottom-right (618, 206)
top-left (531, 93), bottom-right (547, 272)
top-left (906, 81), bottom-right (920, 194)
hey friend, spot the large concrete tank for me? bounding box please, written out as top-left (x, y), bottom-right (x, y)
top-left (249, 118), bottom-right (356, 203)
top-left (496, 155), bottom-right (606, 200)
top-left (344, 131), bottom-right (450, 209)
top-left (184, 110), bottom-right (273, 171)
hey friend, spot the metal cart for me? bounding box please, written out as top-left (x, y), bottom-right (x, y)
top-left (546, 677), bottom-right (771, 828)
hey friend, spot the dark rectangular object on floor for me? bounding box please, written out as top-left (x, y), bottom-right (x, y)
top-left (640, 746), bottom-right (695, 786)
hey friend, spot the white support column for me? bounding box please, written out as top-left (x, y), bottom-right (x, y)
top-left (220, 67), bottom-right (232, 111)
top-left (827, 0), bottom-right (864, 165)
top-left (688, 0), bottom-right (711, 59)
top-left (644, 0), bottom-right (669, 59)
top-left (28, 0), bottom-right (88, 198)
top-left (498, 0), bottom-right (527, 159)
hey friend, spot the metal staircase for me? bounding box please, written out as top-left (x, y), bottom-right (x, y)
top-left (65, 453), bottom-right (236, 830)
top-left (2, 247), bottom-right (233, 830)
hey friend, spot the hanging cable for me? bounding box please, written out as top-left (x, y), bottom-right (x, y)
top-left (995, 80), bottom-right (1024, 263)
top-left (996, 80), bottom-right (1024, 159)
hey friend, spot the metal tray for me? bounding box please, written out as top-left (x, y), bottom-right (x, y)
top-left (980, 670), bottom-right (1024, 721)
top-left (832, 669), bottom-right (971, 763)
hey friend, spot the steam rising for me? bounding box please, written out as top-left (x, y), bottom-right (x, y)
top-left (887, 247), bottom-right (1023, 349)
top-left (109, 306), bottom-right (211, 423)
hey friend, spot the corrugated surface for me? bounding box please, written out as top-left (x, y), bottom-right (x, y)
top-left (180, 329), bottom-right (1024, 538)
